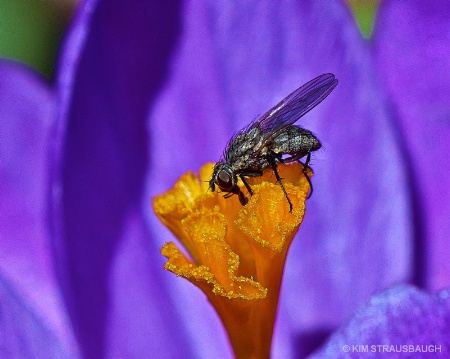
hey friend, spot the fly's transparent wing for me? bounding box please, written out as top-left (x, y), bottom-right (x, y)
top-left (257, 73), bottom-right (338, 137)
top-left (223, 73), bottom-right (338, 161)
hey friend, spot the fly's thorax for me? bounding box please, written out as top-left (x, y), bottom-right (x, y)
top-left (211, 162), bottom-right (238, 192)
top-left (226, 127), bottom-right (262, 163)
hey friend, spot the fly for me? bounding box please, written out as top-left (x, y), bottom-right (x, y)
top-left (209, 73), bottom-right (338, 212)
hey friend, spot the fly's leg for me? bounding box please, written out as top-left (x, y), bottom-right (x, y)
top-left (230, 185), bottom-right (248, 206)
top-left (230, 170), bottom-right (263, 206)
top-left (239, 170), bottom-right (263, 196)
top-left (275, 151), bottom-right (314, 199)
top-left (302, 152), bottom-right (314, 199)
top-left (224, 171), bottom-right (262, 206)
top-left (266, 152), bottom-right (293, 213)
top-left (237, 190), bottom-right (248, 206)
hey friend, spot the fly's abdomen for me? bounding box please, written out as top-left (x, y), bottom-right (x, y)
top-left (271, 126), bottom-right (321, 158)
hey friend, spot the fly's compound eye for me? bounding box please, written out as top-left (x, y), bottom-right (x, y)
top-left (217, 169), bottom-right (234, 191)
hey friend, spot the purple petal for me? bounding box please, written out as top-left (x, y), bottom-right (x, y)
top-left (373, 0), bottom-right (450, 290)
top-left (0, 61), bottom-right (78, 357)
top-left (311, 285), bottom-right (450, 358)
top-left (0, 275), bottom-right (76, 358)
top-left (51, 0), bottom-right (210, 357)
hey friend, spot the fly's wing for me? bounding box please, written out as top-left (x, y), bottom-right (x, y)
top-left (256, 73), bottom-right (338, 143)
top-left (223, 73), bottom-right (338, 161)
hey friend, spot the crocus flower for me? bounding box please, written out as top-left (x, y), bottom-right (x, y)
top-left (0, 1), bottom-right (448, 359)
top-left (154, 162), bottom-right (313, 358)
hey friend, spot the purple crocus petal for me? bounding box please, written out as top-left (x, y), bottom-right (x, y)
top-left (149, 1), bottom-right (411, 356)
top-left (0, 275), bottom-right (75, 358)
top-left (0, 61), bottom-right (78, 357)
top-left (373, 0), bottom-right (450, 291)
top-left (50, 0), bottom-right (201, 357)
top-left (310, 285), bottom-right (450, 358)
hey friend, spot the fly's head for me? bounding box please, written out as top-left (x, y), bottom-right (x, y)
top-left (209, 162), bottom-right (238, 194)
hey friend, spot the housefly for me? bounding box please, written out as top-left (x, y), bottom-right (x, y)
top-left (209, 73), bottom-right (338, 212)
